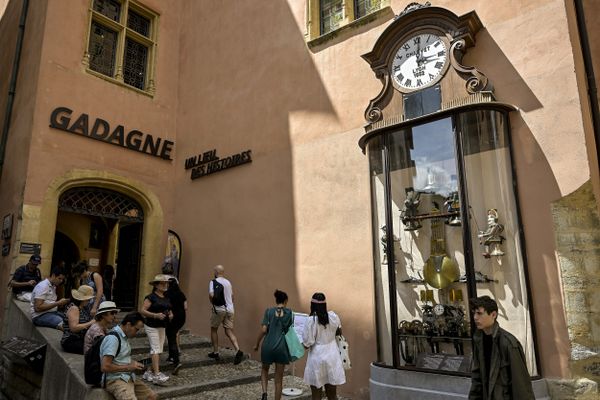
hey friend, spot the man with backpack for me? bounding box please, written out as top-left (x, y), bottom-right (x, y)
top-left (208, 265), bottom-right (244, 364)
top-left (99, 312), bottom-right (157, 400)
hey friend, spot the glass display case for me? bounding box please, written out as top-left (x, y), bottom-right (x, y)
top-left (366, 107), bottom-right (538, 375)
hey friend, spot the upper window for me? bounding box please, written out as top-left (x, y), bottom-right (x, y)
top-left (320, 0), bottom-right (344, 35)
top-left (84, 0), bottom-right (158, 95)
top-left (308, 0), bottom-right (387, 39)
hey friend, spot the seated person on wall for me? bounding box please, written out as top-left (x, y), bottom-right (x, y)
top-left (30, 266), bottom-right (70, 330)
top-left (9, 255), bottom-right (43, 302)
top-left (84, 300), bottom-right (120, 354)
top-left (61, 285), bottom-right (95, 354)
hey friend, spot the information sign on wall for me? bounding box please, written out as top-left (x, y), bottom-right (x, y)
top-left (19, 243), bottom-right (41, 255)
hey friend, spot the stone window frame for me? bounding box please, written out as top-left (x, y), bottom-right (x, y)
top-left (83, 0), bottom-right (159, 97)
top-left (306, 0), bottom-right (390, 42)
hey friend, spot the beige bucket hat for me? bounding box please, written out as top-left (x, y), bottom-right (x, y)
top-left (71, 285), bottom-right (94, 301)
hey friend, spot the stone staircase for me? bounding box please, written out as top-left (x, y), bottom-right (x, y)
top-left (129, 330), bottom-right (321, 400)
top-left (2, 301), bottom-right (350, 400)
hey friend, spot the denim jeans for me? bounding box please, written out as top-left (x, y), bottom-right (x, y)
top-left (33, 311), bottom-right (64, 329)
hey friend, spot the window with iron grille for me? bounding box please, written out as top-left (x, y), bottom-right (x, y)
top-left (85, 0), bottom-right (158, 95)
top-left (59, 187), bottom-right (144, 222)
top-left (354, 0), bottom-right (382, 19)
top-left (320, 0), bottom-right (344, 35)
top-left (311, 0), bottom-right (387, 40)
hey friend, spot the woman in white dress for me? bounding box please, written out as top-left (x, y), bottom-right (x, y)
top-left (302, 292), bottom-right (346, 400)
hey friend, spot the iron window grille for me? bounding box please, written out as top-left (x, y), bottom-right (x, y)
top-left (354, 0), bottom-right (382, 19)
top-left (59, 187), bottom-right (144, 222)
top-left (85, 0), bottom-right (158, 94)
top-left (320, 0), bottom-right (344, 35)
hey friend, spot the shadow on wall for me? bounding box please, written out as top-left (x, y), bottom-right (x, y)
top-left (0, 0), bottom-right (22, 328)
top-left (467, 29), bottom-right (543, 112)
top-left (466, 24), bottom-right (570, 377)
top-left (507, 114), bottom-right (569, 377)
top-left (174, 0), bottom-right (338, 388)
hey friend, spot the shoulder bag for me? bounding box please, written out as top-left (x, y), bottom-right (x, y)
top-left (284, 312), bottom-right (305, 361)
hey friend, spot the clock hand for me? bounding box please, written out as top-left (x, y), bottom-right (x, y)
top-left (421, 54), bottom-right (442, 62)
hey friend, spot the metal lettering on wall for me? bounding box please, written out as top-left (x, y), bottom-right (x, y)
top-left (184, 149), bottom-right (252, 180)
top-left (49, 107), bottom-right (174, 160)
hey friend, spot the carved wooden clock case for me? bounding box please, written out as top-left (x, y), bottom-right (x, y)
top-left (362, 3), bottom-right (493, 125)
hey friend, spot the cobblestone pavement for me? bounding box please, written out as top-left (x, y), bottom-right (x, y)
top-left (127, 330), bottom-right (351, 399)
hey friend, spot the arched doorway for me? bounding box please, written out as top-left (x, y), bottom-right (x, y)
top-left (57, 186), bottom-right (144, 310)
top-left (51, 231), bottom-right (80, 299)
top-left (52, 231), bottom-right (79, 270)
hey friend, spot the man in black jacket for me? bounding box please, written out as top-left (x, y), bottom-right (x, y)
top-left (469, 296), bottom-right (535, 400)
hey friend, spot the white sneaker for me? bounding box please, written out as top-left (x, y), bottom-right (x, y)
top-left (153, 372), bottom-right (169, 384)
top-left (142, 370), bottom-right (154, 382)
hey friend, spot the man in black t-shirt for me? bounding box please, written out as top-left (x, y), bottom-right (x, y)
top-left (10, 255), bottom-right (42, 302)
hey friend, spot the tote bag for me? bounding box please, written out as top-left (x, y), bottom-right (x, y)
top-left (284, 314), bottom-right (305, 361)
top-left (336, 335), bottom-right (351, 370)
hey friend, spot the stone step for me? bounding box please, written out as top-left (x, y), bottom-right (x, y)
top-left (160, 375), bottom-right (313, 400)
top-left (132, 346), bottom-right (249, 372)
top-left (134, 328), bottom-right (190, 339)
top-left (129, 333), bottom-right (211, 355)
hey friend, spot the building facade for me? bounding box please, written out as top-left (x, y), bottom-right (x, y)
top-left (0, 0), bottom-right (599, 398)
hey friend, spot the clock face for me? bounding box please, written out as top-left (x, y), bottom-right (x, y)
top-left (390, 34), bottom-right (448, 90)
top-left (433, 304), bottom-right (445, 316)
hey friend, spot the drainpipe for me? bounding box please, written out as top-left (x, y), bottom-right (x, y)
top-left (574, 0), bottom-right (600, 178)
top-left (0, 0), bottom-right (30, 181)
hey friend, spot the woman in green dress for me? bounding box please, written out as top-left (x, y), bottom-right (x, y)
top-left (254, 289), bottom-right (292, 400)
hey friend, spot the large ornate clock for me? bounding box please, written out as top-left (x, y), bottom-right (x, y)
top-left (390, 33), bottom-right (449, 91)
top-left (362, 4), bottom-right (493, 124)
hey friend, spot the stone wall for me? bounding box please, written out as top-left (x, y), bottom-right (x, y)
top-left (0, 352), bottom-right (42, 400)
top-left (549, 179), bottom-right (600, 399)
top-left (1, 299), bottom-right (111, 400)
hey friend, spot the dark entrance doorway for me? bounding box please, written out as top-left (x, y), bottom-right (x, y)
top-left (51, 231), bottom-right (80, 298)
top-left (52, 231), bottom-right (79, 271)
top-left (113, 223), bottom-right (143, 310)
top-left (56, 186), bottom-right (145, 309)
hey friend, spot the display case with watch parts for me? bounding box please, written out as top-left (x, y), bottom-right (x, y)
top-left (368, 111), bottom-right (537, 375)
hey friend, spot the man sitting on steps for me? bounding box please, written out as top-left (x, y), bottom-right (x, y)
top-left (208, 264), bottom-right (244, 364)
top-left (100, 312), bottom-right (157, 400)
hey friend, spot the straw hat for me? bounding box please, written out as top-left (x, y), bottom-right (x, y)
top-left (71, 285), bottom-right (94, 301)
top-left (149, 274), bottom-right (171, 284)
top-left (96, 301), bottom-right (120, 316)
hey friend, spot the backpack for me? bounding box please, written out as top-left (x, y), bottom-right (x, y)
top-left (211, 279), bottom-right (226, 307)
top-left (84, 331), bottom-right (121, 387)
